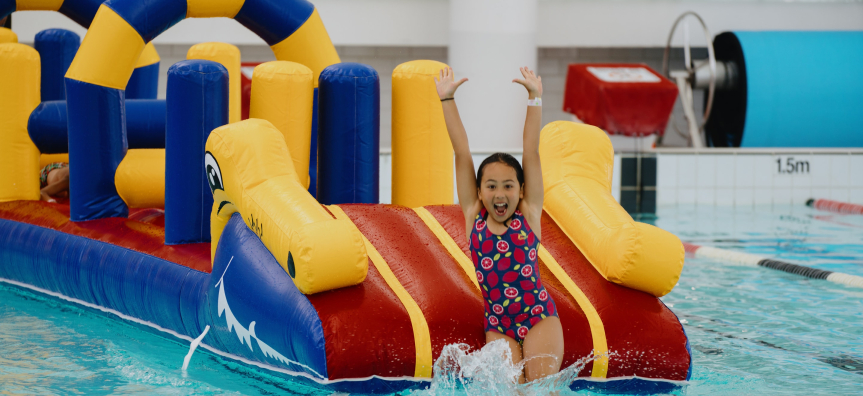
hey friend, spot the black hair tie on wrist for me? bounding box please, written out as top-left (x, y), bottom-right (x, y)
top-left (441, 97), bottom-right (454, 101)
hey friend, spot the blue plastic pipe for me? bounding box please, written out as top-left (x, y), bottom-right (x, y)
top-left (734, 31), bottom-right (863, 147)
top-left (164, 60), bottom-right (228, 244)
top-left (316, 63), bottom-right (380, 204)
top-left (33, 29), bottom-right (80, 101)
top-left (29, 99), bottom-right (167, 153)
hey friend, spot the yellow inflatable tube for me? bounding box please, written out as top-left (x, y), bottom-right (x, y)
top-left (539, 121), bottom-right (684, 297)
top-left (206, 119), bottom-right (368, 294)
top-left (116, 149), bottom-right (166, 209)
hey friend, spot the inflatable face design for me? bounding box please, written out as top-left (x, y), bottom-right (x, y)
top-left (204, 119), bottom-right (368, 294)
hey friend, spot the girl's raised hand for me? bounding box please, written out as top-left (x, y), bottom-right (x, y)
top-left (434, 67), bottom-right (468, 100)
top-left (512, 66), bottom-right (542, 98)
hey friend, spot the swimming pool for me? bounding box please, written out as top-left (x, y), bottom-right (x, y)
top-left (1, 204), bottom-right (861, 395)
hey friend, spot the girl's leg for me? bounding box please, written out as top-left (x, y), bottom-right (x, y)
top-left (486, 331), bottom-right (525, 384)
top-left (521, 316), bottom-right (564, 382)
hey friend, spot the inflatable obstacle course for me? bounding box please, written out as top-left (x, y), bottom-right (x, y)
top-left (0, 0), bottom-right (691, 393)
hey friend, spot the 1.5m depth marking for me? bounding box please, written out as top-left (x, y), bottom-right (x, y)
top-left (776, 157), bottom-right (810, 174)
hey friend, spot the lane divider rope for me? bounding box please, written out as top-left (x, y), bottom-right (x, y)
top-left (683, 242), bottom-right (863, 289)
top-left (328, 205), bottom-right (433, 377)
top-left (411, 207), bottom-right (480, 291)
top-left (807, 198), bottom-right (863, 215)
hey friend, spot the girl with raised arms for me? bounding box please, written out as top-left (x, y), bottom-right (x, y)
top-left (435, 66), bottom-right (564, 382)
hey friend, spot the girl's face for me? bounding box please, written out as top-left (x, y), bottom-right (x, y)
top-left (478, 162), bottom-right (523, 224)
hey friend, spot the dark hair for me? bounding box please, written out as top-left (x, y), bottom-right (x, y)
top-left (476, 153), bottom-right (524, 189)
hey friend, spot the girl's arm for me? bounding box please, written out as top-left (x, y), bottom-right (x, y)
top-left (435, 67), bottom-right (481, 226)
top-left (512, 67), bottom-right (544, 239)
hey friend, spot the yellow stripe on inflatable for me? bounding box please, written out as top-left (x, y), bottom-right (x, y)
top-left (186, 0), bottom-right (245, 18)
top-left (411, 207), bottom-right (479, 291)
top-left (249, 61), bottom-right (314, 189)
top-left (40, 154), bottom-right (69, 169)
top-left (539, 121), bottom-right (684, 297)
top-left (391, 60), bottom-right (453, 207)
top-left (15, 0), bottom-right (63, 11)
top-left (0, 43), bottom-right (40, 202)
top-left (537, 245), bottom-right (609, 378)
top-left (115, 149), bottom-right (165, 209)
top-left (206, 119), bottom-right (367, 294)
top-left (328, 205), bottom-right (433, 378)
top-left (65, 5), bottom-right (145, 89)
top-left (270, 8), bottom-right (340, 87)
top-left (0, 27), bottom-right (17, 43)
top-left (187, 42), bottom-right (241, 123)
top-left (135, 42), bottom-right (160, 68)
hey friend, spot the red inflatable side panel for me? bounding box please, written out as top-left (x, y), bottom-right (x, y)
top-left (0, 201), bottom-right (211, 273)
top-left (305, 262), bottom-right (418, 379)
top-left (540, 212), bottom-right (691, 380)
top-left (423, 205), bottom-right (594, 375)
top-left (339, 205), bottom-right (485, 360)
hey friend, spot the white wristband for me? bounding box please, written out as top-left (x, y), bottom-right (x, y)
top-left (527, 97), bottom-right (542, 106)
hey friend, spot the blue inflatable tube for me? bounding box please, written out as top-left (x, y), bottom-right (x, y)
top-left (0, 213), bottom-right (329, 380)
top-left (33, 29), bottom-right (80, 101)
top-left (707, 31), bottom-right (863, 148)
top-left (165, 60), bottom-right (228, 244)
top-left (126, 62), bottom-right (159, 100)
top-left (28, 99), bottom-right (168, 154)
top-left (317, 63), bottom-right (380, 204)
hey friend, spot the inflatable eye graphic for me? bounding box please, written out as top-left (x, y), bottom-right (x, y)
top-left (205, 152), bottom-right (223, 194)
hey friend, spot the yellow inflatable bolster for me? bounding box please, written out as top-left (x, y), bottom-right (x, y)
top-left (187, 42), bottom-right (241, 124)
top-left (249, 61), bottom-right (314, 189)
top-left (135, 43), bottom-right (160, 68)
top-left (0, 28), bottom-right (18, 44)
top-left (0, 43), bottom-right (40, 202)
top-left (40, 154), bottom-right (69, 169)
top-left (115, 149), bottom-right (165, 209)
top-left (391, 60), bottom-right (454, 207)
top-left (539, 121), bottom-right (684, 297)
top-left (206, 119), bottom-right (368, 294)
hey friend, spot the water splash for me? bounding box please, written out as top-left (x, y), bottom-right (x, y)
top-left (414, 340), bottom-right (608, 396)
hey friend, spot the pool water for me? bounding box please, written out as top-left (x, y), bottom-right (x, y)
top-left (1, 205), bottom-right (861, 395)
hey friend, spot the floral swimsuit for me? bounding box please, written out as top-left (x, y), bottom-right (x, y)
top-left (470, 208), bottom-right (557, 343)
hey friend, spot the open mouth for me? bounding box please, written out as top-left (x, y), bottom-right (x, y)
top-left (493, 202), bottom-right (508, 217)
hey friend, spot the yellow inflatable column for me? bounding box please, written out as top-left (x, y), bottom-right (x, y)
top-left (539, 121), bottom-right (684, 297)
top-left (249, 61), bottom-right (314, 189)
top-left (187, 43), bottom-right (241, 123)
top-left (207, 119), bottom-right (368, 294)
top-left (392, 60), bottom-right (453, 207)
top-left (115, 149), bottom-right (166, 208)
top-left (0, 44), bottom-right (41, 202)
top-left (0, 28), bottom-right (17, 43)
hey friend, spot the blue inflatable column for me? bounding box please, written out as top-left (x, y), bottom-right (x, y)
top-left (317, 63), bottom-right (380, 204)
top-left (165, 60), bottom-right (228, 244)
top-left (65, 82), bottom-right (127, 221)
top-left (34, 29), bottom-right (80, 101)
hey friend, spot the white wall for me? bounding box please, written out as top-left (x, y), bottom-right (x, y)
top-left (11, 1), bottom-right (863, 46)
